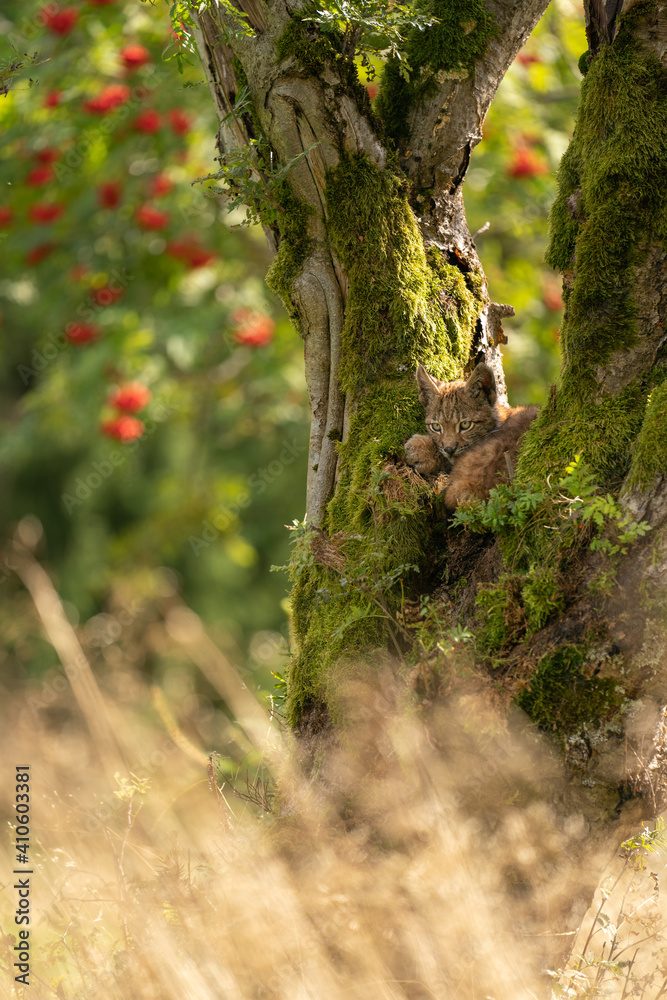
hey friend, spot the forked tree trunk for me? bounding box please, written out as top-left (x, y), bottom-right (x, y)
top-left (191, 0), bottom-right (550, 715)
top-left (191, 0), bottom-right (667, 955)
top-left (191, 0), bottom-right (557, 526)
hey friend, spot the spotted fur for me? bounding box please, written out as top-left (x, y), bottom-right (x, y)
top-left (404, 362), bottom-right (539, 510)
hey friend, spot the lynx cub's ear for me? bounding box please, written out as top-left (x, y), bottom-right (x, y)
top-left (415, 364), bottom-right (443, 407)
top-left (466, 363), bottom-right (497, 405)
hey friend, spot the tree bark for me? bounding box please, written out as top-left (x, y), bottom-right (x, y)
top-left (512, 0), bottom-right (667, 839)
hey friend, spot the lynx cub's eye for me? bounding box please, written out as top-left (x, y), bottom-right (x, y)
top-left (428, 422), bottom-right (442, 433)
top-left (459, 419), bottom-right (473, 431)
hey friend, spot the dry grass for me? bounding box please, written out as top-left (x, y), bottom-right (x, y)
top-left (1, 553), bottom-right (666, 999)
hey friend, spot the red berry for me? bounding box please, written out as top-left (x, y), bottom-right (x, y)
top-left (97, 181), bottom-right (122, 209)
top-left (108, 382), bottom-right (152, 413)
top-left (44, 90), bottom-right (63, 108)
top-left (135, 203), bottom-right (170, 230)
top-left (91, 285), bottom-right (124, 306)
top-left (184, 246), bottom-right (216, 268)
top-left (148, 173), bottom-right (173, 198)
top-left (84, 84), bottom-right (131, 114)
top-left (101, 415), bottom-right (145, 442)
top-left (232, 311), bottom-right (275, 348)
top-left (26, 243), bottom-right (57, 265)
top-left (0, 207), bottom-right (13, 227)
top-left (120, 44), bottom-right (151, 69)
top-left (26, 165), bottom-right (54, 186)
top-left (41, 7), bottom-right (79, 35)
top-left (66, 322), bottom-right (100, 344)
top-left (133, 110), bottom-right (161, 133)
top-left (34, 148), bottom-right (60, 164)
top-left (543, 282), bottom-right (563, 312)
top-left (166, 237), bottom-right (216, 269)
top-left (168, 109), bottom-right (191, 135)
top-left (29, 203), bottom-right (64, 223)
top-left (507, 147), bottom-right (548, 180)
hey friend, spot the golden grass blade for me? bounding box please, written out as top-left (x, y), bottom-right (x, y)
top-left (12, 540), bottom-right (126, 783)
top-left (162, 600), bottom-right (283, 764)
top-left (150, 685), bottom-right (210, 768)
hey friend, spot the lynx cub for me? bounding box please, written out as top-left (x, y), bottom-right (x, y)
top-left (404, 362), bottom-right (538, 510)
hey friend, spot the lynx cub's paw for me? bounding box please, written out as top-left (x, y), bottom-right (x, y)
top-left (404, 434), bottom-right (446, 476)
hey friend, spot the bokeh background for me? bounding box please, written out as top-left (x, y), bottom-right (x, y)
top-left (0, 0), bottom-right (585, 733)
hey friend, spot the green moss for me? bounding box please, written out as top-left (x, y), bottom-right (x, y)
top-left (521, 566), bottom-right (563, 632)
top-left (374, 57), bottom-right (414, 147)
top-left (375, 0), bottom-right (497, 147)
top-left (519, 380), bottom-right (646, 485)
top-left (265, 189), bottom-right (312, 325)
top-left (286, 153), bottom-right (485, 724)
top-left (404, 0), bottom-right (497, 75)
top-left (324, 155), bottom-right (483, 512)
top-left (475, 579), bottom-right (513, 654)
top-left (475, 569), bottom-right (561, 654)
top-left (326, 154), bottom-right (480, 393)
top-left (287, 461), bottom-right (435, 724)
top-left (578, 50), bottom-right (591, 76)
top-left (520, 20), bottom-right (667, 486)
top-left (543, 141), bottom-right (582, 274)
top-left (275, 17), bottom-right (330, 77)
top-left (626, 379), bottom-right (667, 490)
top-left (517, 646), bottom-right (623, 736)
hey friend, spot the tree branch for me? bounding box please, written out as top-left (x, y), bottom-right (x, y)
top-left (585, 0), bottom-right (625, 53)
top-left (403, 0), bottom-right (552, 201)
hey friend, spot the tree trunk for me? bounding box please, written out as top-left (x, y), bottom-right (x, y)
top-left (191, 0), bottom-right (551, 721)
top-left (191, 0), bottom-right (667, 959)
top-left (513, 0), bottom-right (667, 825)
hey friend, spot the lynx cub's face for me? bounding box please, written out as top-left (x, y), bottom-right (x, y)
top-left (416, 362), bottom-right (500, 463)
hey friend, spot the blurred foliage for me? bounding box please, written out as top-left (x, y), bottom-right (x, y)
top-left (0, 0), bottom-right (309, 682)
top-left (0, 0), bottom-right (584, 691)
